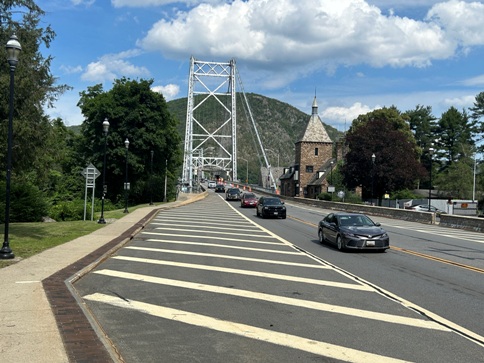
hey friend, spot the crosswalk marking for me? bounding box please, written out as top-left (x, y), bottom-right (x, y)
top-left (151, 222), bottom-right (262, 232)
top-left (153, 226), bottom-right (274, 238)
top-left (141, 231), bottom-right (284, 245)
top-left (83, 292), bottom-right (410, 363)
top-left (143, 239), bottom-right (302, 255)
top-left (124, 246), bottom-right (330, 268)
top-left (92, 269), bottom-right (449, 331)
top-left (112, 256), bottom-right (372, 291)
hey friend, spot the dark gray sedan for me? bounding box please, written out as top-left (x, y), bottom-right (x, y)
top-left (318, 212), bottom-right (389, 252)
top-left (256, 196), bottom-right (286, 219)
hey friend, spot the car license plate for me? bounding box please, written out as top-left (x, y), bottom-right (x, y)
top-left (366, 241), bottom-right (375, 247)
top-left (274, 212), bottom-right (278, 215)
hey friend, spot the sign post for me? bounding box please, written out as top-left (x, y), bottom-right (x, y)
top-left (81, 164), bottom-right (101, 221)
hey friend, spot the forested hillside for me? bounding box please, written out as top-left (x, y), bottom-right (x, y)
top-left (167, 93), bottom-right (342, 180)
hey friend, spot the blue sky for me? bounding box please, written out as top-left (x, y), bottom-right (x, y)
top-left (36, 0), bottom-right (484, 131)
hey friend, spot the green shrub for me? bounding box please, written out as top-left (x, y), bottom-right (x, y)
top-left (317, 192), bottom-right (332, 201)
top-left (0, 181), bottom-right (49, 222)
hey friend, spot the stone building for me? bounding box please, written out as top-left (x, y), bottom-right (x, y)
top-left (280, 97), bottom-right (334, 198)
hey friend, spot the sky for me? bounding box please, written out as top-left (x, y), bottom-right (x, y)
top-left (35, 0), bottom-right (484, 131)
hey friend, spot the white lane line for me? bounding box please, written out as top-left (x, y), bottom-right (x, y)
top-left (153, 227), bottom-right (274, 238)
top-left (151, 222), bottom-right (262, 232)
top-left (387, 225), bottom-right (484, 244)
top-left (113, 256), bottom-right (372, 291)
top-left (153, 218), bottom-right (253, 228)
top-left (144, 239), bottom-right (302, 255)
top-left (141, 232), bottom-right (283, 245)
top-left (93, 269), bottom-right (448, 331)
top-left (125, 246), bottom-right (330, 269)
top-left (83, 292), bottom-right (409, 363)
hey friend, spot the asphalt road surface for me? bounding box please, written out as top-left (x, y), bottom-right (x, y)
top-left (75, 191), bottom-right (484, 362)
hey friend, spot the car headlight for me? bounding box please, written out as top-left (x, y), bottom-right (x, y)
top-left (381, 233), bottom-right (388, 238)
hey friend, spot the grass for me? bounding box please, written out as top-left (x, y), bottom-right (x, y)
top-left (0, 203), bottom-right (157, 269)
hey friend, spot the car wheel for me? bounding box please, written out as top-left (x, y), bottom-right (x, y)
top-left (256, 209), bottom-right (260, 217)
top-left (336, 235), bottom-right (345, 251)
top-left (318, 229), bottom-right (324, 244)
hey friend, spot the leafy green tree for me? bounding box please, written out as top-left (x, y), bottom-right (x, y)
top-left (77, 78), bottom-right (183, 205)
top-left (341, 107), bottom-right (426, 204)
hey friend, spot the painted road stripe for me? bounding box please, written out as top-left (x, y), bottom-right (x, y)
top-left (153, 218), bottom-right (253, 228)
top-left (93, 269), bottom-right (448, 331)
top-left (83, 292), bottom-right (409, 363)
top-left (112, 256), bottom-right (372, 291)
top-left (153, 227), bottom-right (274, 238)
top-left (144, 239), bottom-right (302, 255)
top-left (124, 246), bottom-right (329, 268)
top-left (141, 231), bottom-right (283, 245)
top-left (151, 222), bottom-right (262, 232)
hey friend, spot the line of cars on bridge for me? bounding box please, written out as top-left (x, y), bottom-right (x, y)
top-left (207, 181), bottom-right (389, 252)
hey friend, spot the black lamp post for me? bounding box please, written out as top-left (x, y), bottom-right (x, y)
top-left (1, 34), bottom-right (21, 260)
top-left (123, 138), bottom-right (129, 213)
top-left (98, 118), bottom-right (109, 224)
top-left (150, 150), bottom-right (154, 205)
top-left (428, 146), bottom-right (434, 211)
top-left (164, 158), bottom-right (168, 202)
top-left (330, 160), bottom-right (334, 200)
top-left (371, 153), bottom-right (376, 206)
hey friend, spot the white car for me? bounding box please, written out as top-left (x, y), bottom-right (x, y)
top-left (208, 181), bottom-right (216, 188)
top-left (410, 204), bottom-right (445, 214)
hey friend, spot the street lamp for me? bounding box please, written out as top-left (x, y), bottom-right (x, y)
top-left (428, 145), bottom-right (434, 211)
top-left (164, 158), bottom-right (168, 202)
top-left (330, 160), bottom-right (334, 200)
top-left (371, 153), bottom-right (376, 206)
top-left (239, 157), bottom-right (248, 184)
top-left (150, 150), bottom-right (154, 205)
top-left (98, 118), bottom-right (109, 224)
top-left (1, 34), bottom-right (21, 260)
top-left (123, 138), bottom-right (129, 213)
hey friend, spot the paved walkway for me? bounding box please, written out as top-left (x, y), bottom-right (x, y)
top-left (0, 193), bottom-right (206, 363)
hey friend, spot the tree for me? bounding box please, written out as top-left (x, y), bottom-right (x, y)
top-left (341, 107), bottom-right (426, 204)
top-left (77, 78), bottom-right (183, 205)
top-left (434, 107), bottom-right (475, 170)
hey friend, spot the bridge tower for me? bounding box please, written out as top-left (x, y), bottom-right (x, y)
top-left (182, 57), bottom-right (237, 191)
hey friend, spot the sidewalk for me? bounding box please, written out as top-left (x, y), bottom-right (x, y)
top-left (0, 192), bottom-right (206, 363)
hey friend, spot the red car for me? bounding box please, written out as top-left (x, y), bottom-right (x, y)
top-left (240, 192), bottom-right (258, 208)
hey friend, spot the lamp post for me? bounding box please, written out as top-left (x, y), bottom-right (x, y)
top-left (98, 118), bottom-right (109, 224)
top-left (123, 138), bottom-right (129, 213)
top-left (1, 34), bottom-right (21, 260)
top-left (428, 145), bottom-right (434, 211)
top-left (150, 150), bottom-right (154, 205)
top-left (330, 160), bottom-right (334, 200)
top-left (239, 157), bottom-right (248, 184)
top-left (164, 158), bottom-right (168, 202)
top-left (371, 153), bottom-right (376, 206)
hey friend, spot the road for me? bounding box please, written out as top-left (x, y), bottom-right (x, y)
top-left (75, 191), bottom-right (484, 362)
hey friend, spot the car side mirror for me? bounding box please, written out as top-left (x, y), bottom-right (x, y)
top-left (375, 222), bottom-right (381, 226)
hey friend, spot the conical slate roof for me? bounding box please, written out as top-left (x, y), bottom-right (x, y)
top-left (297, 97), bottom-right (332, 143)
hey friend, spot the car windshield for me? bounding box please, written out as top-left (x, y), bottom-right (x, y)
top-left (228, 189), bottom-right (239, 194)
top-left (265, 198), bottom-right (282, 205)
top-left (244, 193), bottom-right (256, 199)
top-left (338, 215), bottom-right (374, 226)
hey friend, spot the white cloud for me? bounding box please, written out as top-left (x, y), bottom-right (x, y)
top-left (81, 50), bottom-right (150, 83)
top-left (60, 64), bottom-right (83, 74)
top-left (462, 75), bottom-right (484, 87)
top-left (152, 84), bottom-right (180, 100)
top-left (321, 102), bottom-right (380, 125)
top-left (443, 95), bottom-right (475, 108)
top-left (426, 0), bottom-right (484, 48)
top-left (137, 0), bottom-right (464, 91)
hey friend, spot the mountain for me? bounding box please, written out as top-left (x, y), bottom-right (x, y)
top-left (167, 93), bottom-right (342, 180)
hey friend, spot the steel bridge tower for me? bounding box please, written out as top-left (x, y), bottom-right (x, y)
top-left (182, 57), bottom-right (237, 191)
